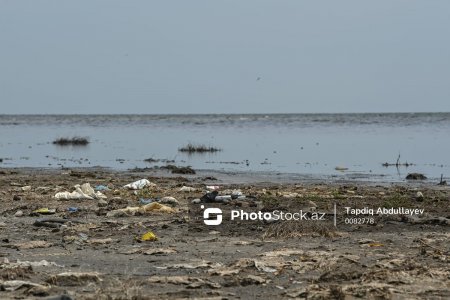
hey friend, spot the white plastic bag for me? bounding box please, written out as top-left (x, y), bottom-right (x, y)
top-left (123, 179), bottom-right (153, 190)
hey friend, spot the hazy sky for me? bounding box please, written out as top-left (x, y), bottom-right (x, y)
top-left (1, 0), bottom-right (449, 114)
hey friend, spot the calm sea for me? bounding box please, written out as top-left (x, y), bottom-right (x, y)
top-left (0, 113), bottom-right (449, 181)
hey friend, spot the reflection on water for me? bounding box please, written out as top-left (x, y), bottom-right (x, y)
top-left (0, 113), bottom-right (449, 181)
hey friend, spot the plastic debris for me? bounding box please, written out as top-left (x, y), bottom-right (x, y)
top-left (13, 240), bottom-right (53, 250)
top-left (78, 233), bottom-right (88, 241)
top-left (160, 196), bottom-right (179, 207)
top-left (200, 191), bottom-right (218, 202)
top-left (123, 179), bottom-right (154, 190)
top-left (140, 231), bottom-right (158, 242)
top-left (47, 272), bottom-right (102, 286)
top-left (55, 183), bottom-right (107, 200)
top-left (88, 238), bottom-right (113, 245)
top-left (16, 259), bottom-right (63, 268)
top-left (179, 186), bottom-right (196, 192)
top-left (67, 207), bottom-right (78, 213)
top-left (200, 191), bottom-right (239, 203)
top-left (106, 202), bottom-right (175, 217)
top-left (0, 280), bottom-right (47, 291)
top-left (34, 208), bottom-right (56, 215)
top-left (231, 189), bottom-right (243, 198)
top-left (94, 185), bottom-right (109, 191)
top-left (215, 195), bottom-right (232, 201)
top-left (34, 218), bottom-right (68, 228)
top-left (416, 191), bottom-right (424, 201)
top-left (280, 192), bottom-right (300, 199)
top-left (21, 185), bottom-right (32, 191)
top-left (139, 198), bottom-right (153, 205)
top-left (206, 185), bottom-right (220, 191)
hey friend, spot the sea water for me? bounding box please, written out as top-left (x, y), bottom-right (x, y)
top-left (0, 113), bottom-right (449, 181)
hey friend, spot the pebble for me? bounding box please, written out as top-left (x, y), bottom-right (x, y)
top-left (14, 210), bottom-right (24, 217)
top-left (21, 186), bottom-right (32, 191)
top-left (192, 199), bottom-right (201, 204)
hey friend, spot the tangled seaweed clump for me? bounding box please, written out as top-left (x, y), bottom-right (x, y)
top-left (53, 137), bottom-right (90, 146)
top-left (178, 143), bottom-right (221, 153)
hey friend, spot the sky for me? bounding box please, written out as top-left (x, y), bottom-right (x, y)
top-left (1, 0), bottom-right (449, 114)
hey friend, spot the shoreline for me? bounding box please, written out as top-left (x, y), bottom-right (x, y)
top-left (0, 166), bottom-right (441, 186)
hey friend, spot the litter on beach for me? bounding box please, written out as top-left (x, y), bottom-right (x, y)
top-left (55, 183), bottom-right (107, 200)
top-left (123, 179), bottom-right (155, 190)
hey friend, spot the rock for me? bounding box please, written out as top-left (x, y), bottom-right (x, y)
top-left (406, 173), bottom-right (427, 180)
top-left (98, 199), bottom-right (108, 207)
top-left (13, 195), bottom-right (21, 201)
top-left (14, 210), bottom-right (24, 217)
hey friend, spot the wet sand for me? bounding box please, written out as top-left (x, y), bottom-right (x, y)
top-left (0, 168), bottom-right (448, 299)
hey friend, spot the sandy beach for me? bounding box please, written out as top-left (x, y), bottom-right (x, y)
top-left (0, 168), bottom-right (448, 299)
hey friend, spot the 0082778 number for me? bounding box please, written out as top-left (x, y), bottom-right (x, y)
top-left (344, 218), bottom-right (375, 224)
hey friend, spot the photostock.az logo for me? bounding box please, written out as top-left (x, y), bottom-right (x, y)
top-left (201, 205), bottom-right (222, 225)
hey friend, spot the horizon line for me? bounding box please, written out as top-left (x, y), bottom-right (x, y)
top-left (0, 111), bottom-right (449, 116)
